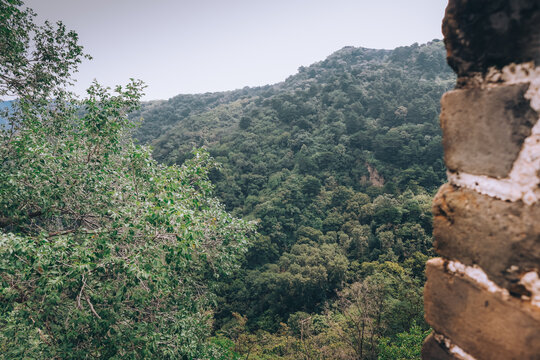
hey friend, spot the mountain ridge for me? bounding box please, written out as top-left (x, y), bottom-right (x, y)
top-left (132, 40), bottom-right (451, 144)
top-left (130, 40), bottom-right (456, 333)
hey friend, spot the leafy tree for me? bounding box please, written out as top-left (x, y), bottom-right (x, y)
top-left (239, 115), bottom-right (252, 129)
top-left (329, 278), bottom-right (387, 359)
top-left (0, 0), bottom-right (89, 99)
top-left (0, 1), bottom-right (252, 358)
top-left (378, 324), bottom-right (430, 360)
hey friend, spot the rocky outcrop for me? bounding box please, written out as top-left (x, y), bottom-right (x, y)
top-left (423, 1), bottom-right (540, 359)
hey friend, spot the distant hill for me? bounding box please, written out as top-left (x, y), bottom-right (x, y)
top-left (133, 40), bottom-right (454, 200)
top-left (130, 40), bottom-right (456, 330)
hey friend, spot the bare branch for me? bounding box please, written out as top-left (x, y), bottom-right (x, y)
top-left (85, 294), bottom-right (102, 319)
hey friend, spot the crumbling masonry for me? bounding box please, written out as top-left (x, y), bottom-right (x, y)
top-left (422, 1), bottom-right (540, 359)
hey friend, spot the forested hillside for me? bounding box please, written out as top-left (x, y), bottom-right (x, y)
top-left (0, 0), bottom-right (460, 357)
top-left (131, 41), bottom-right (455, 358)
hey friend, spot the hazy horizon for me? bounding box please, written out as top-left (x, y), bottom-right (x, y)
top-left (26, 0), bottom-right (448, 100)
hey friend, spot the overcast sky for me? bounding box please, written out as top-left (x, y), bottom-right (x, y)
top-left (26, 0), bottom-right (448, 100)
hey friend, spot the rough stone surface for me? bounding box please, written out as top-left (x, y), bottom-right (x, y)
top-left (441, 84), bottom-right (537, 178)
top-left (422, 334), bottom-right (461, 360)
top-left (424, 259), bottom-right (540, 360)
top-left (443, 0), bottom-right (540, 80)
top-left (424, 1), bottom-right (540, 359)
top-left (433, 184), bottom-right (540, 294)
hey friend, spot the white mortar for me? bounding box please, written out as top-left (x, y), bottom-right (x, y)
top-left (519, 271), bottom-right (540, 307)
top-left (430, 258), bottom-right (510, 300)
top-left (433, 332), bottom-right (478, 360)
top-left (430, 258), bottom-right (540, 308)
top-left (447, 63), bottom-right (540, 205)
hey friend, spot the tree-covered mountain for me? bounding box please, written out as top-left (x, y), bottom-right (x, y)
top-left (1, 0), bottom-right (462, 357)
top-left (135, 41), bottom-right (452, 199)
top-left (130, 41), bottom-right (455, 358)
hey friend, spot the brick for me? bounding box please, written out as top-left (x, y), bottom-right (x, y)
top-left (425, 259), bottom-right (540, 360)
top-left (422, 333), bottom-right (461, 360)
top-left (441, 84), bottom-right (537, 178)
top-left (443, 0), bottom-right (540, 78)
top-left (433, 184), bottom-right (540, 293)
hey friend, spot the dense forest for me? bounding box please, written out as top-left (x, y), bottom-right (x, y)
top-left (129, 41), bottom-right (455, 358)
top-left (0, 1), bottom-right (459, 358)
top-left (0, 1), bottom-right (456, 351)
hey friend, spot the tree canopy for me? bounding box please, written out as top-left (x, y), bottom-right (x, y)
top-left (0, 1), bottom-right (252, 358)
top-left (130, 40), bottom-right (454, 358)
top-left (0, 1), bottom-right (456, 358)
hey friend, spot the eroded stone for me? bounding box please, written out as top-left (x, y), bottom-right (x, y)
top-left (424, 259), bottom-right (540, 360)
top-left (441, 84), bottom-right (537, 178)
top-left (422, 334), bottom-right (462, 360)
top-left (433, 184), bottom-right (540, 293)
top-left (443, 0), bottom-right (540, 79)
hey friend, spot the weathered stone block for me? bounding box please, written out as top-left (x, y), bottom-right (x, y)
top-left (441, 84), bottom-right (537, 178)
top-left (433, 184), bottom-right (540, 293)
top-left (422, 334), bottom-right (461, 360)
top-left (443, 0), bottom-right (540, 78)
top-left (425, 259), bottom-right (540, 360)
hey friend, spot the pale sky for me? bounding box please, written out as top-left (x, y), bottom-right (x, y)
top-left (26, 0), bottom-right (448, 100)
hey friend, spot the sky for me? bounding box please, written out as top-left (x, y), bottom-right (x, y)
top-left (26, 0), bottom-right (448, 101)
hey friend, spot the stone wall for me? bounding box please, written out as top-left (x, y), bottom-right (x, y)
top-left (422, 1), bottom-right (540, 359)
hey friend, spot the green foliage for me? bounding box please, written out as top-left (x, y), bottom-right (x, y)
top-left (0, 83), bottom-right (253, 358)
top-left (133, 41), bottom-right (451, 351)
top-left (210, 262), bottom-right (426, 360)
top-left (378, 324), bottom-right (430, 360)
top-left (0, 1), bottom-right (253, 358)
top-left (136, 43), bottom-right (453, 199)
top-left (0, 0), bottom-right (89, 99)
top-left (1, 1), bottom-right (450, 356)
